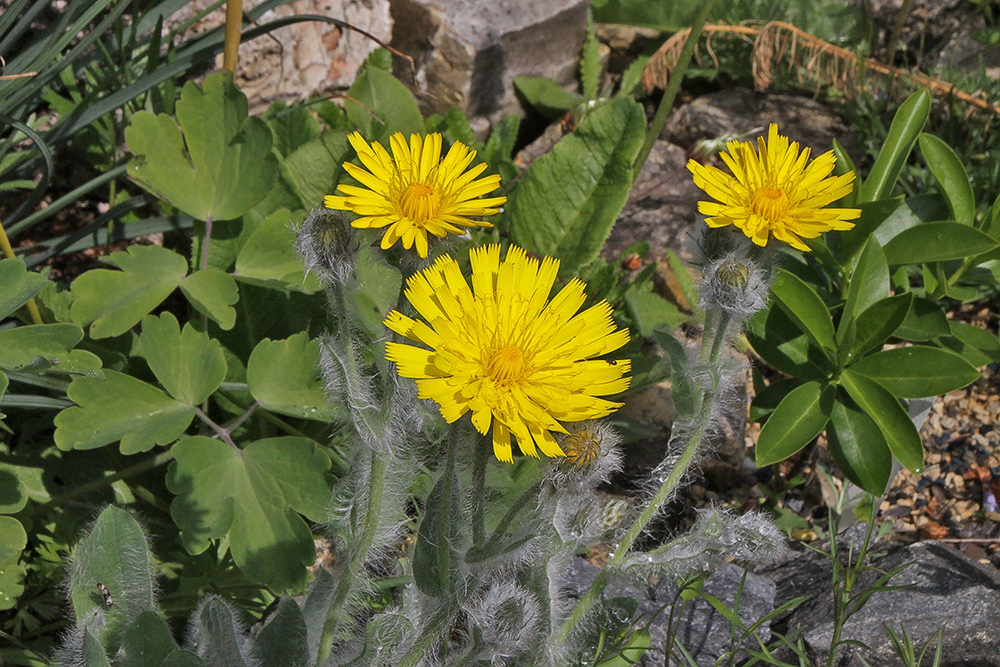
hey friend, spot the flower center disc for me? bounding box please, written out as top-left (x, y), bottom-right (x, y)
top-left (749, 187), bottom-right (790, 223)
top-left (399, 183), bottom-right (440, 225)
top-left (486, 346), bottom-right (525, 382)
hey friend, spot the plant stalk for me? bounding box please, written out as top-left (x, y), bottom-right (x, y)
top-left (222, 0), bottom-right (243, 73)
top-left (470, 433), bottom-right (489, 546)
top-left (0, 216), bottom-right (42, 325)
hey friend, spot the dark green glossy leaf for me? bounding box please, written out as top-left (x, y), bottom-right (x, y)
top-left (827, 392), bottom-right (893, 494)
top-left (839, 199), bottom-right (901, 259)
top-left (848, 346), bottom-right (980, 398)
top-left (883, 222), bottom-right (997, 265)
top-left (755, 381), bottom-right (833, 467)
top-left (938, 321), bottom-right (1000, 366)
top-left (838, 238), bottom-right (889, 346)
top-left (860, 89), bottom-right (930, 203)
top-left (842, 293), bottom-right (912, 363)
top-left (840, 369), bottom-right (923, 472)
top-left (918, 133), bottom-right (975, 226)
top-left (770, 269), bottom-right (836, 355)
top-left (895, 297), bottom-right (951, 341)
top-left (749, 378), bottom-right (800, 422)
top-left (746, 307), bottom-right (831, 381)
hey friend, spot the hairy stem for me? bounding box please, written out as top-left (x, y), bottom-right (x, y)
top-left (398, 605), bottom-right (454, 667)
top-left (470, 435), bottom-right (489, 546)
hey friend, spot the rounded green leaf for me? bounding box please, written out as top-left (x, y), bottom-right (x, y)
top-left (247, 334), bottom-right (341, 421)
top-left (0, 516), bottom-right (26, 564)
top-left (770, 269), bottom-right (836, 355)
top-left (755, 381), bottom-right (834, 467)
top-left (345, 66), bottom-right (425, 139)
top-left (138, 313), bottom-right (227, 405)
top-left (0, 323), bottom-right (83, 371)
top-left (883, 221), bottom-right (998, 265)
top-left (125, 72), bottom-right (277, 222)
top-left (0, 258), bottom-right (47, 321)
top-left (848, 346), bottom-right (980, 398)
top-left (70, 245), bottom-right (188, 339)
top-left (918, 133), bottom-right (975, 226)
top-left (860, 89), bottom-right (930, 203)
top-left (178, 269), bottom-right (239, 330)
top-left (167, 436), bottom-right (331, 593)
top-left (234, 209), bottom-right (320, 292)
top-left (54, 370), bottom-right (196, 453)
top-left (277, 131), bottom-right (351, 210)
top-left (827, 393), bottom-right (893, 495)
top-left (840, 369), bottom-right (923, 472)
top-left (254, 598), bottom-right (310, 667)
top-left (510, 95), bottom-right (646, 275)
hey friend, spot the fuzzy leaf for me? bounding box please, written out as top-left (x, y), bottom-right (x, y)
top-left (254, 598), bottom-right (310, 667)
top-left (413, 469), bottom-right (465, 597)
top-left (0, 258), bottom-right (47, 320)
top-left (187, 597), bottom-right (254, 666)
top-left (83, 632), bottom-right (112, 667)
top-left (159, 651), bottom-right (207, 667)
top-left (246, 334), bottom-right (340, 420)
top-left (138, 313), bottom-right (226, 405)
top-left (167, 436), bottom-right (331, 592)
top-left (120, 611), bottom-right (178, 667)
top-left (234, 209), bottom-right (321, 292)
top-left (69, 506), bottom-right (156, 647)
top-left (279, 131), bottom-right (352, 209)
top-left (302, 569), bottom-right (337, 664)
top-left (344, 245), bottom-right (402, 338)
top-left (55, 370), bottom-right (196, 453)
top-left (178, 269), bottom-right (239, 330)
top-left (510, 95), bottom-right (645, 274)
top-left (70, 245), bottom-right (188, 339)
top-left (125, 72), bottom-right (277, 221)
top-left (581, 10), bottom-right (601, 101)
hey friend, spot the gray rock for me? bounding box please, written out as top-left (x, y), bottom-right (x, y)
top-left (662, 88), bottom-right (853, 161)
top-left (762, 538), bottom-right (1000, 666)
top-left (563, 557), bottom-right (777, 666)
top-left (388, 0), bottom-right (588, 122)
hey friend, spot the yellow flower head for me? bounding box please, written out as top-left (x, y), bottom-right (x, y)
top-left (383, 244), bottom-right (631, 463)
top-left (686, 124), bottom-right (861, 251)
top-left (325, 131), bottom-right (506, 258)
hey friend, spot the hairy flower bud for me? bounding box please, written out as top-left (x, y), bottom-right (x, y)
top-left (295, 208), bottom-right (357, 288)
top-left (466, 581), bottom-right (540, 656)
top-left (701, 251), bottom-right (769, 318)
top-left (547, 421), bottom-right (624, 490)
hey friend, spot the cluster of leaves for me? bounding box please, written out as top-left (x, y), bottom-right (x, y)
top-left (749, 89), bottom-right (1000, 495)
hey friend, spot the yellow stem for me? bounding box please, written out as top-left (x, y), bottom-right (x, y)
top-left (0, 216), bottom-right (43, 325)
top-left (222, 0), bottom-right (243, 73)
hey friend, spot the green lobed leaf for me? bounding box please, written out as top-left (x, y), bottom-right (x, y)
top-left (0, 257), bottom-right (47, 320)
top-left (509, 95), bottom-right (645, 275)
top-left (70, 245), bottom-right (188, 339)
top-left (838, 238), bottom-right (889, 346)
top-left (770, 269), bottom-right (836, 356)
top-left (859, 89), bottom-right (930, 203)
top-left (178, 268), bottom-right (239, 330)
top-left (125, 72), bottom-right (277, 222)
top-left (167, 436), bottom-right (331, 593)
top-left (0, 323), bottom-right (82, 371)
top-left (827, 392), bottom-right (893, 494)
top-left (895, 297), bottom-right (951, 341)
top-left (254, 597), bottom-right (310, 667)
top-left (848, 346), bottom-right (980, 398)
top-left (343, 245), bottom-right (402, 338)
top-left (513, 76), bottom-right (584, 119)
top-left (54, 370), bottom-right (196, 453)
top-left (843, 293), bottom-right (912, 363)
top-left (840, 368), bottom-right (924, 472)
top-left (0, 516), bottom-right (27, 565)
top-left (918, 133), bottom-right (975, 226)
top-left (69, 506), bottom-right (156, 647)
top-left (882, 222), bottom-right (998, 265)
top-left (120, 611), bottom-right (178, 667)
top-left (0, 559), bottom-right (25, 611)
top-left (755, 381), bottom-right (834, 467)
top-left (187, 597), bottom-right (253, 666)
top-left (345, 66), bottom-right (424, 139)
top-left (278, 130), bottom-right (352, 209)
top-left (138, 313), bottom-right (226, 405)
top-left (267, 101), bottom-right (322, 159)
top-left (234, 209), bottom-right (321, 292)
top-left (746, 307), bottom-right (831, 381)
top-left (246, 333), bottom-right (340, 421)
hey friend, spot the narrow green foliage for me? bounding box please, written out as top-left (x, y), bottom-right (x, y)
top-left (581, 10), bottom-right (601, 101)
top-left (859, 89), bottom-right (930, 203)
top-left (918, 133), bottom-right (975, 226)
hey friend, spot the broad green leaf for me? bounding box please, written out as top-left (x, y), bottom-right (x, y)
top-left (770, 269), bottom-right (836, 355)
top-left (138, 313), bottom-right (226, 405)
top-left (234, 209), bottom-right (321, 292)
top-left (843, 293), bottom-right (912, 363)
top-left (0, 516), bottom-right (26, 564)
top-left (246, 334), bottom-right (339, 420)
top-left (860, 89), bottom-right (930, 203)
top-left (0, 258), bottom-right (46, 320)
top-left (0, 559), bottom-right (25, 611)
top-left (895, 297), bottom-right (951, 341)
top-left (940, 321), bottom-right (1000, 366)
top-left (345, 66), bottom-right (424, 139)
top-left (510, 96), bottom-right (645, 274)
top-left (840, 369), bottom-right (923, 472)
top-left (178, 269), bottom-right (238, 330)
top-left (0, 465), bottom-right (24, 515)
top-left (279, 130), bottom-right (352, 209)
top-left (749, 378), bottom-right (799, 422)
top-left (872, 194), bottom-right (950, 248)
top-left (267, 101), bottom-right (322, 158)
top-left (343, 245), bottom-right (402, 339)
top-left (746, 307), bottom-right (831, 381)
top-left (625, 283), bottom-right (687, 337)
top-left (55, 370), bottom-right (196, 453)
top-left (70, 245), bottom-right (188, 339)
top-left (0, 323), bottom-right (82, 370)
top-left (838, 238), bottom-right (889, 345)
top-left (838, 199), bottom-right (901, 259)
top-left (69, 506), bottom-right (156, 646)
top-left (125, 72), bottom-right (277, 221)
top-left (883, 222), bottom-right (997, 265)
top-left (413, 468), bottom-right (465, 597)
top-left (848, 346), bottom-right (980, 398)
top-left (187, 597), bottom-right (253, 666)
top-left (167, 436), bottom-right (331, 592)
top-left (918, 133), bottom-right (975, 226)
top-left (159, 650), bottom-right (208, 667)
top-left (120, 611), bottom-right (178, 667)
top-left (513, 76), bottom-right (584, 119)
top-left (827, 392), bottom-right (892, 494)
top-left (254, 597), bottom-right (310, 667)
top-left (755, 381), bottom-right (834, 467)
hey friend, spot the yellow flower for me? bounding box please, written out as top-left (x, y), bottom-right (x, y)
top-left (383, 244), bottom-right (631, 463)
top-left (324, 132), bottom-right (506, 258)
top-left (686, 124), bottom-right (861, 251)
